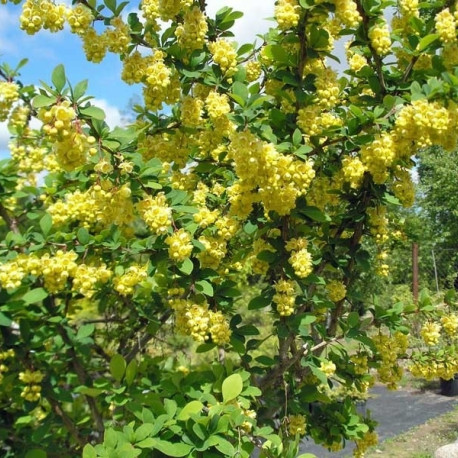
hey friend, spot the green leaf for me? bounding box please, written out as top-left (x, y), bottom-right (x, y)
top-left (77, 227), bottom-right (90, 244)
top-left (25, 450), bottom-right (47, 458)
top-left (301, 206), bottom-right (331, 222)
top-left (196, 280), bottom-right (214, 297)
top-left (136, 438), bottom-right (155, 448)
top-left (297, 454), bottom-right (318, 458)
top-left (222, 373), bottom-right (243, 403)
top-left (262, 45), bottom-right (290, 65)
top-left (151, 439), bottom-right (193, 457)
top-left (125, 359), bottom-right (137, 386)
top-left (110, 354), bottom-right (126, 382)
top-left (73, 79), bottom-right (88, 100)
top-left (80, 106), bottom-right (106, 121)
top-left (178, 258), bottom-right (193, 275)
top-left (32, 94), bottom-right (56, 108)
top-left (23, 288), bottom-right (48, 305)
top-left (104, 0), bottom-right (117, 13)
top-left (292, 128), bottom-right (302, 146)
top-left (177, 400), bottom-right (204, 421)
top-left (347, 311), bottom-right (360, 328)
top-left (51, 64), bottom-right (66, 92)
top-left (417, 33), bottom-right (439, 52)
top-left (76, 323), bottom-right (95, 340)
top-left (39, 213), bottom-right (52, 236)
top-left (248, 295), bottom-right (272, 310)
top-left (135, 423), bottom-right (155, 442)
top-left (0, 312), bottom-right (12, 327)
top-left (232, 81), bottom-right (249, 105)
top-left (215, 438), bottom-right (235, 456)
top-left (82, 444), bottom-right (97, 458)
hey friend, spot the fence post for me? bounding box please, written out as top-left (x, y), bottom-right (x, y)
top-left (413, 243), bottom-right (419, 303)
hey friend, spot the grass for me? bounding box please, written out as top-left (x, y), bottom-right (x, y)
top-left (364, 404), bottom-right (458, 458)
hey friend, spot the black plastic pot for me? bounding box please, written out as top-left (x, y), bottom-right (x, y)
top-left (440, 375), bottom-right (458, 397)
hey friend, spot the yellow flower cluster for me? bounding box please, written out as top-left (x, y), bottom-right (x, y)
top-left (114, 265), bottom-right (148, 296)
top-left (41, 250), bottom-right (78, 293)
top-left (229, 130), bottom-right (315, 217)
top-left (53, 131), bottom-right (97, 171)
top-left (399, 0), bottom-right (419, 17)
top-left (205, 91), bottom-right (231, 120)
top-left (197, 236), bottom-right (227, 269)
top-left (9, 144), bottom-right (47, 174)
top-left (209, 39), bottom-right (238, 77)
top-left (334, 0), bottom-right (362, 27)
top-left (0, 349), bottom-right (14, 383)
top-left (0, 254), bottom-right (41, 290)
top-left (273, 279), bottom-right (297, 316)
top-left (215, 216), bottom-right (239, 241)
top-left (368, 22), bottom-right (392, 55)
top-left (175, 6), bottom-right (208, 51)
top-left (144, 51), bottom-right (180, 111)
top-left (373, 331), bottom-right (408, 389)
top-left (82, 28), bottom-right (108, 63)
top-left (39, 101), bottom-right (75, 138)
top-left (20, 0), bottom-right (66, 35)
top-left (360, 132), bottom-right (395, 184)
top-left (275, 0), bottom-right (300, 30)
top-left (72, 263), bottom-right (112, 298)
top-left (392, 167), bottom-right (414, 207)
top-left (394, 99), bottom-right (453, 151)
top-left (105, 17), bottom-right (131, 55)
top-left (165, 228), bottom-right (193, 262)
top-left (48, 183), bottom-right (134, 228)
top-left (421, 321), bottom-right (441, 346)
top-left (181, 95), bottom-right (203, 127)
top-left (367, 206), bottom-right (389, 245)
top-left (349, 53), bottom-right (368, 72)
top-left (158, 0), bottom-right (192, 21)
top-left (350, 353), bottom-right (369, 375)
top-left (285, 238), bottom-right (313, 279)
top-left (246, 61), bottom-right (262, 82)
top-left (169, 298), bottom-right (231, 344)
top-left (194, 206), bottom-right (219, 228)
top-left (306, 176), bottom-right (341, 210)
top-left (297, 106), bottom-right (343, 136)
top-left (313, 67), bottom-right (341, 108)
top-left (320, 360), bottom-right (337, 377)
top-left (441, 314), bottom-right (458, 336)
top-left (342, 156), bottom-right (366, 189)
top-left (0, 82), bottom-right (19, 122)
top-left (435, 8), bottom-right (457, 43)
top-left (19, 370), bottom-right (44, 402)
top-left (288, 414), bottom-right (307, 436)
top-left (410, 355), bottom-right (458, 381)
top-left (66, 4), bottom-right (93, 35)
top-left (138, 193), bottom-right (172, 235)
top-left (8, 105), bottom-right (30, 131)
top-left (354, 431), bottom-right (378, 458)
top-left (122, 51), bottom-right (154, 84)
top-left (326, 280), bottom-right (347, 302)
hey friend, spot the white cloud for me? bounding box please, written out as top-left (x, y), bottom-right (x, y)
top-left (206, 0), bottom-right (275, 45)
top-left (93, 99), bottom-right (125, 129)
top-left (0, 122), bottom-right (10, 158)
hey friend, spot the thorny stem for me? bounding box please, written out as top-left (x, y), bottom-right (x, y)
top-left (48, 397), bottom-right (85, 448)
top-left (0, 202), bottom-right (20, 234)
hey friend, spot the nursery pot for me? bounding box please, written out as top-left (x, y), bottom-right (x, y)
top-left (440, 375), bottom-right (458, 397)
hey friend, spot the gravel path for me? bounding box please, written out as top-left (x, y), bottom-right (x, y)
top-left (298, 385), bottom-right (458, 457)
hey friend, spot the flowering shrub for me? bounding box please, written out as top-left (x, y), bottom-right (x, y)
top-left (0, 0), bottom-right (457, 457)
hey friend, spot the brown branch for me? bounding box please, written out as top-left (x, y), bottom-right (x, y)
top-left (0, 201), bottom-right (19, 234)
top-left (48, 397), bottom-right (85, 448)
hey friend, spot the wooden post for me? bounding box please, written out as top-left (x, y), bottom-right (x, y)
top-left (412, 243), bottom-right (419, 303)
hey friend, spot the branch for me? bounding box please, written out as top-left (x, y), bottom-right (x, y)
top-left (48, 397), bottom-right (85, 448)
top-left (0, 201), bottom-right (19, 234)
